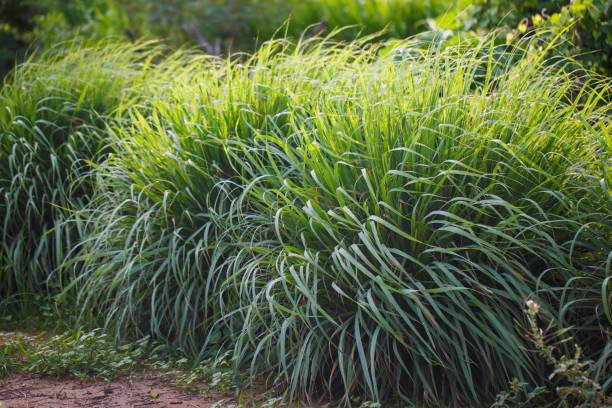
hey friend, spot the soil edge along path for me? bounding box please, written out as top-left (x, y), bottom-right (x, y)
top-left (0, 372), bottom-right (227, 408)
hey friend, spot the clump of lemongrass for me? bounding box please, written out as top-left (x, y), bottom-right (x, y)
top-left (64, 34), bottom-right (611, 406)
top-left (0, 42), bottom-right (168, 316)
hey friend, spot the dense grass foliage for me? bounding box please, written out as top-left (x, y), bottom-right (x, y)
top-left (31, 37), bottom-right (609, 406)
top-left (0, 43), bottom-right (165, 316)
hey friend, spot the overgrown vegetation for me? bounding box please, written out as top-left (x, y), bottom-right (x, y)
top-left (1, 1), bottom-right (611, 407)
top-left (2, 33), bottom-right (609, 406)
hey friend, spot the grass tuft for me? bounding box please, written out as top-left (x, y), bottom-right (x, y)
top-left (0, 42), bottom-right (169, 316)
top-left (63, 35), bottom-right (611, 405)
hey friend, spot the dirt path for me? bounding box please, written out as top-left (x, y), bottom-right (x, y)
top-left (0, 372), bottom-right (227, 408)
top-left (0, 330), bottom-right (298, 408)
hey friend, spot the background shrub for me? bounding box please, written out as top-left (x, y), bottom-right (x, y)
top-left (0, 0), bottom-right (39, 75)
top-left (0, 0), bottom-right (456, 77)
top-left (4, 1), bottom-right (610, 78)
top-left (453, 0), bottom-right (612, 74)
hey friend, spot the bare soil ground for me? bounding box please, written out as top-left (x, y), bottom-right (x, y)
top-left (0, 372), bottom-right (228, 407)
top-left (0, 330), bottom-right (301, 408)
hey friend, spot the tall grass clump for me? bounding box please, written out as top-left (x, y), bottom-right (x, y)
top-left (69, 35), bottom-right (611, 406)
top-left (224, 42), bottom-right (612, 405)
top-left (0, 42), bottom-right (163, 316)
top-left (68, 36), bottom-right (365, 350)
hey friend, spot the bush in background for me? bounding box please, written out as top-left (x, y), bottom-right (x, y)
top-left (452, 0), bottom-right (612, 74)
top-left (2, 1), bottom-right (611, 78)
top-left (1, 0), bottom-right (455, 77)
top-left (0, 0), bottom-right (39, 75)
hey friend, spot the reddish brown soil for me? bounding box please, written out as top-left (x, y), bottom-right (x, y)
top-left (0, 372), bottom-right (228, 408)
top-left (0, 330), bottom-right (300, 408)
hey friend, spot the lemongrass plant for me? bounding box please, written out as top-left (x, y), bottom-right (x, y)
top-left (0, 32), bottom-right (602, 406)
top-left (220, 40), bottom-right (612, 405)
top-left (0, 42), bottom-right (170, 316)
top-left (56, 32), bottom-right (612, 407)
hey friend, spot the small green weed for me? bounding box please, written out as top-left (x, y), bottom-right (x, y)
top-left (0, 329), bottom-right (151, 380)
top-left (0, 327), bottom-right (241, 397)
top-left (0, 332), bottom-right (29, 378)
top-left (358, 403), bottom-right (382, 408)
top-left (491, 300), bottom-right (612, 408)
top-left (25, 329), bottom-right (151, 380)
top-left (209, 396), bottom-right (284, 408)
top-left (154, 350), bottom-right (235, 394)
